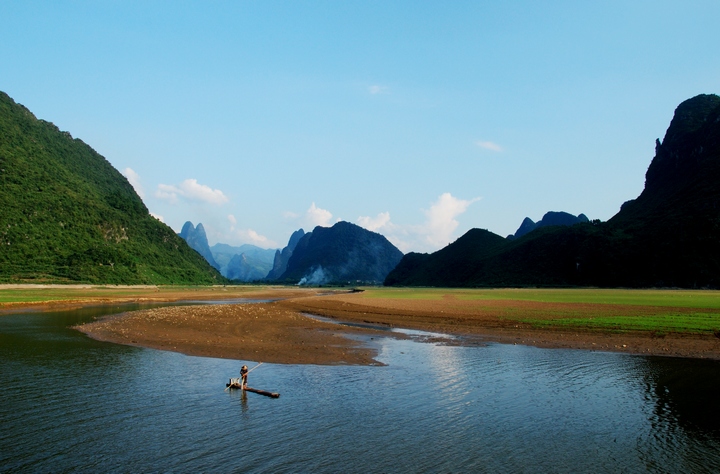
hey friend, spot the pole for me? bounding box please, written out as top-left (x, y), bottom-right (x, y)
top-left (246, 362), bottom-right (263, 375)
top-left (225, 363), bottom-right (264, 391)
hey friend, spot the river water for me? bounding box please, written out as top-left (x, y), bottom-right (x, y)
top-left (1, 302), bottom-right (720, 473)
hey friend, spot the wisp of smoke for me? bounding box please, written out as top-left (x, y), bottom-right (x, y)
top-left (297, 266), bottom-right (329, 286)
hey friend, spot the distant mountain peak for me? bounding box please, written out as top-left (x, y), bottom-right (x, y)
top-left (266, 228), bottom-right (306, 280)
top-left (209, 242), bottom-right (277, 282)
top-left (510, 211), bottom-right (589, 239)
top-left (178, 221), bottom-right (220, 270)
top-left (278, 221), bottom-right (403, 285)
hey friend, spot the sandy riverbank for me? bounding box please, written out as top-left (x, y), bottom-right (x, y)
top-left (74, 289), bottom-right (720, 364)
top-left (78, 300), bottom-right (388, 365)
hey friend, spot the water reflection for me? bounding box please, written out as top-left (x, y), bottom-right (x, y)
top-left (1, 303), bottom-right (720, 472)
top-left (228, 384), bottom-right (250, 416)
top-left (634, 356), bottom-right (720, 472)
top-left (641, 357), bottom-right (720, 436)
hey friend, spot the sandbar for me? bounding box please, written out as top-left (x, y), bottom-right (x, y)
top-left (74, 289), bottom-right (720, 364)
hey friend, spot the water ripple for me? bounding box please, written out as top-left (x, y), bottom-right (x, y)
top-left (2, 306), bottom-right (720, 472)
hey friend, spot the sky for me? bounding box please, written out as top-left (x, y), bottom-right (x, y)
top-left (2, 1), bottom-right (719, 253)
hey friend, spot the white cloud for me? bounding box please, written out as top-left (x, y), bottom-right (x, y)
top-left (306, 202), bottom-right (333, 227)
top-left (150, 212), bottom-right (164, 222)
top-left (357, 212), bottom-right (391, 232)
top-left (286, 196), bottom-right (477, 253)
top-left (155, 179), bottom-right (229, 205)
top-left (228, 214), bottom-right (237, 226)
top-left (422, 193), bottom-right (481, 248)
top-left (155, 184), bottom-right (179, 204)
top-left (476, 140), bottom-right (503, 152)
top-left (235, 229), bottom-right (276, 248)
top-left (359, 194), bottom-right (480, 253)
top-left (368, 84), bottom-right (389, 95)
top-left (283, 211), bottom-right (300, 219)
top-left (122, 168), bottom-right (145, 199)
top-left (356, 212), bottom-right (413, 252)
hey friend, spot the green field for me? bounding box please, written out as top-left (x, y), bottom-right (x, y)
top-left (361, 287), bottom-right (720, 335)
top-left (0, 285), bottom-right (262, 305)
top-left (0, 287), bottom-right (129, 304)
top-left (523, 313), bottom-right (720, 334)
top-left (4, 285), bottom-right (720, 336)
top-left (362, 287), bottom-right (720, 308)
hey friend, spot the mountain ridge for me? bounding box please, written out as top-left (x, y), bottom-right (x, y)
top-left (277, 221), bottom-right (403, 285)
top-left (179, 222), bottom-right (220, 270)
top-left (386, 94), bottom-right (720, 288)
top-left (509, 211), bottom-right (589, 239)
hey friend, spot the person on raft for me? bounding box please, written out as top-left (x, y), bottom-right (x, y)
top-left (240, 365), bottom-right (249, 388)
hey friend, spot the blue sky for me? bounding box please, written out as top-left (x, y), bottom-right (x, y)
top-left (2, 1), bottom-right (719, 252)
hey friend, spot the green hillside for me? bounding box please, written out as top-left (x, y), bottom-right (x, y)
top-left (0, 91), bottom-right (224, 284)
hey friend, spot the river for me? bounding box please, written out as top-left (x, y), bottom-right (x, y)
top-left (1, 302), bottom-right (719, 473)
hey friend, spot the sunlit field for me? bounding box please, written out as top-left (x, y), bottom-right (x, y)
top-left (360, 287), bottom-right (720, 335)
top-left (0, 285), bottom-right (273, 305)
top-left (4, 285), bottom-right (720, 336)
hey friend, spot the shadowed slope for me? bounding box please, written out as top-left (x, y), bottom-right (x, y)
top-left (386, 94), bottom-right (720, 288)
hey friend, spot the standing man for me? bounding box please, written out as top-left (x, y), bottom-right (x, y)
top-left (240, 365), bottom-right (249, 389)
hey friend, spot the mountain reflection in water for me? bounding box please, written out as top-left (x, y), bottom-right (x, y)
top-left (1, 303), bottom-right (719, 473)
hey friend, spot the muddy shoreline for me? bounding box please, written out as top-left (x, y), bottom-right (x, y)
top-left (72, 290), bottom-right (720, 364)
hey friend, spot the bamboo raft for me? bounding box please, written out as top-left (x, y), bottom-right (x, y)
top-left (226, 378), bottom-right (280, 398)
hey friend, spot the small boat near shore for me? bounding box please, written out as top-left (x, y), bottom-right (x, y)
top-left (226, 378), bottom-right (280, 398)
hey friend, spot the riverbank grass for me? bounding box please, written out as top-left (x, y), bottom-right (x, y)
top-left (360, 287), bottom-right (720, 335)
top-left (522, 313), bottom-right (720, 335)
top-left (363, 288), bottom-right (720, 308)
top-left (0, 285), bottom-right (267, 305)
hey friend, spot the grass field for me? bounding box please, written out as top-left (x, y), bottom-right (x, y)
top-left (4, 285), bottom-right (720, 336)
top-left (363, 287), bottom-right (720, 308)
top-left (0, 285), bottom-right (270, 305)
top-left (523, 313), bottom-right (720, 334)
top-left (360, 287), bottom-right (720, 335)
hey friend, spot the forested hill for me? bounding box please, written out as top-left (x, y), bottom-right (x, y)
top-left (0, 91), bottom-right (224, 284)
top-left (386, 94), bottom-right (720, 288)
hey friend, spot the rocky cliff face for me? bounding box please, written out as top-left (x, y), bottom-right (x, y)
top-left (278, 221), bottom-right (403, 285)
top-left (179, 222), bottom-right (220, 270)
top-left (603, 93), bottom-right (720, 286)
top-left (645, 94), bottom-right (720, 195)
top-left (266, 229), bottom-right (306, 280)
